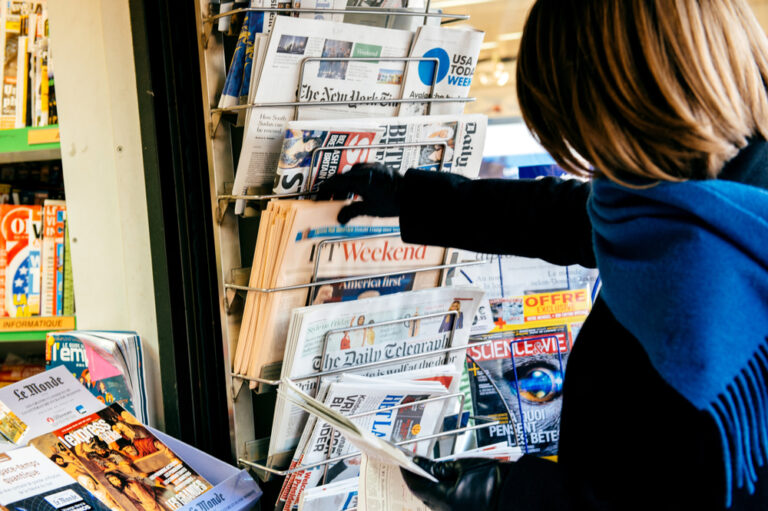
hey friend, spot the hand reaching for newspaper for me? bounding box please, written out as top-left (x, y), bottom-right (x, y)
top-left (400, 456), bottom-right (510, 511)
top-left (316, 162), bottom-right (403, 224)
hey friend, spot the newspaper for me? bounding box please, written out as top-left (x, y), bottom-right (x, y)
top-left (358, 443), bottom-right (524, 511)
top-left (268, 286), bottom-right (483, 462)
top-left (279, 379), bottom-right (438, 480)
top-left (0, 446), bottom-right (111, 511)
top-left (398, 26), bottom-right (484, 116)
top-left (280, 377), bottom-right (448, 509)
top-left (295, 0), bottom-right (347, 21)
top-left (272, 113), bottom-right (487, 194)
top-left (298, 477), bottom-right (358, 511)
top-left (0, 366), bottom-right (105, 445)
top-left (233, 201), bottom-right (446, 383)
top-left (233, 17), bottom-right (414, 212)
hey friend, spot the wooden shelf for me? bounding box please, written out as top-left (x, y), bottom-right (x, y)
top-left (0, 316), bottom-right (76, 342)
top-left (0, 126), bottom-right (61, 163)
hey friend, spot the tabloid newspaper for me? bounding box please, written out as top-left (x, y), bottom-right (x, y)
top-left (295, 0), bottom-right (347, 21)
top-left (268, 286), bottom-right (482, 463)
top-left (272, 113), bottom-right (487, 194)
top-left (233, 16), bottom-right (413, 212)
top-left (0, 446), bottom-right (111, 511)
top-left (398, 26), bottom-right (483, 116)
top-left (29, 404), bottom-right (213, 511)
top-left (444, 251), bottom-right (598, 456)
top-left (278, 376), bottom-right (448, 510)
top-left (233, 201), bottom-right (446, 383)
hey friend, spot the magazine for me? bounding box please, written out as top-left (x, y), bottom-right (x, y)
top-left (272, 114), bottom-right (487, 194)
top-left (398, 26), bottom-right (484, 116)
top-left (466, 289), bottom-right (591, 456)
top-left (268, 286), bottom-right (481, 462)
top-left (233, 16), bottom-right (414, 212)
top-left (0, 366), bottom-right (105, 445)
top-left (232, 200), bottom-right (446, 383)
top-left (0, 446), bottom-right (111, 511)
top-left (29, 403), bottom-right (214, 511)
top-left (46, 333), bottom-right (137, 419)
top-left (0, 205), bottom-right (43, 317)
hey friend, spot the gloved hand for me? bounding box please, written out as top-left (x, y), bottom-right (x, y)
top-left (401, 456), bottom-right (510, 511)
top-left (316, 162), bottom-right (404, 224)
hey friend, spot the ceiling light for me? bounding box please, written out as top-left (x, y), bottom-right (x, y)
top-left (430, 0), bottom-right (494, 9)
top-left (498, 31), bottom-right (523, 41)
top-left (481, 42), bottom-right (498, 50)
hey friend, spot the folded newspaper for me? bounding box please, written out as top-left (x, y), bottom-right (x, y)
top-left (233, 200), bottom-right (447, 383)
top-left (277, 374), bottom-right (450, 510)
top-left (272, 113), bottom-right (487, 194)
top-left (278, 379), bottom-right (438, 481)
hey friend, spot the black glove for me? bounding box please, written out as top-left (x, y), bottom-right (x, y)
top-left (316, 162), bottom-right (403, 224)
top-left (400, 456), bottom-right (510, 511)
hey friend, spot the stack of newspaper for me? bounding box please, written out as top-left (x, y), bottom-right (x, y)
top-left (233, 200), bottom-right (449, 382)
top-left (223, 11), bottom-right (484, 212)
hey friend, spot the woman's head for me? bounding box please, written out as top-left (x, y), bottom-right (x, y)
top-left (517, 0), bottom-right (768, 184)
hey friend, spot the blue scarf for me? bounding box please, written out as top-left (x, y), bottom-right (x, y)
top-left (588, 177), bottom-right (768, 507)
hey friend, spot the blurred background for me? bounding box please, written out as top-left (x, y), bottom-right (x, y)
top-left (443, 0), bottom-right (768, 118)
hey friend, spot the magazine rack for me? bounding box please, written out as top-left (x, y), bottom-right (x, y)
top-left (193, 0), bottom-right (483, 480)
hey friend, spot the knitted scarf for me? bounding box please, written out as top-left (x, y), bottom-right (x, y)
top-left (588, 177), bottom-right (768, 507)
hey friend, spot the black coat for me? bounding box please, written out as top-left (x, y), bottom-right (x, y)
top-left (398, 141), bottom-right (768, 510)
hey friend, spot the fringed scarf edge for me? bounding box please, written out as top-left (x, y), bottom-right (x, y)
top-left (706, 340), bottom-right (768, 508)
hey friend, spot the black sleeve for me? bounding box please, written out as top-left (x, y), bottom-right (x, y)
top-left (496, 456), bottom-right (572, 511)
top-left (399, 170), bottom-right (596, 268)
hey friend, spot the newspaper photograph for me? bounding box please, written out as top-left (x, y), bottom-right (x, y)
top-left (272, 113), bottom-right (487, 194)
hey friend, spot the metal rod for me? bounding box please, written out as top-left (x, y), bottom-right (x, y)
top-left (231, 335), bottom-right (500, 387)
top-left (296, 56), bottom-right (442, 118)
top-left (315, 310), bottom-right (460, 391)
top-left (211, 96), bottom-right (474, 115)
top-left (203, 7), bottom-right (469, 23)
top-left (224, 260), bottom-right (487, 294)
top-left (236, 421), bottom-right (499, 476)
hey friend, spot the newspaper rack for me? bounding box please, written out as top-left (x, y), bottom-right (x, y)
top-left (193, 0), bottom-right (482, 487)
top-left (229, 309), bottom-right (508, 483)
top-left (210, 54), bottom-right (476, 134)
top-left (215, 138), bottom-right (453, 220)
top-left (201, 2), bottom-right (470, 48)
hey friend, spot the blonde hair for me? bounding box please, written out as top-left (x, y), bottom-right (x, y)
top-left (516, 0), bottom-right (768, 184)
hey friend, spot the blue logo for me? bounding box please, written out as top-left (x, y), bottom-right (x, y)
top-left (418, 48), bottom-right (450, 86)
